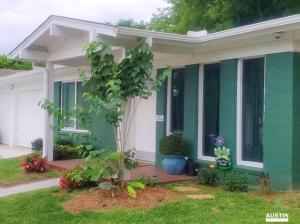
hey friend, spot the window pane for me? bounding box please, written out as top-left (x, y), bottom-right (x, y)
top-left (242, 58), bottom-right (264, 162)
top-left (203, 63), bottom-right (220, 157)
top-left (62, 82), bottom-right (75, 128)
top-left (170, 68), bottom-right (184, 133)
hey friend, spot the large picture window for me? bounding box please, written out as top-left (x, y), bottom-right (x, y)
top-left (202, 63), bottom-right (220, 157)
top-left (241, 58), bottom-right (264, 163)
top-left (170, 68), bottom-right (185, 133)
top-left (61, 81), bottom-right (86, 131)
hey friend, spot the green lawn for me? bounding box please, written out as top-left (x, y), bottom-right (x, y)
top-left (0, 157), bottom-right (61, 187)
top-left (0, 183), bottom-right (299, 224)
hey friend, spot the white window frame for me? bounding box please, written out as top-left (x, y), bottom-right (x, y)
top-left (236, 57), bottom-right (265, 169)
top-left (60, 80), bottom-right (88, 133)
top-left (166, 67), bottom-right (185, 135)
top-left (197, 63), bottom-right (220, 162)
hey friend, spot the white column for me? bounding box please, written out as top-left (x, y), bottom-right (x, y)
top-left (43, 63), bottom-right (54, 161)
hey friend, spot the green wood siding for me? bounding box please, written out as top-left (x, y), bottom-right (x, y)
top-left (265, 52), bottom-right (294, 191)
top-left (293, 52), bottom-right (300, 189)
top-left (53, 81), bottom-right (115, 151)
top-left (219, 59), bottom-right (238, 165)
top-left (183, 64), bottom-right (199, 159)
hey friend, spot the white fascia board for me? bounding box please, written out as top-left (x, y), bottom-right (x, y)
top-left (0, 69), bottom-right (44, 82)
top-left (196, 14), bottom-right (300, 42)
top-left (116, 27), bottom-right (197, 43)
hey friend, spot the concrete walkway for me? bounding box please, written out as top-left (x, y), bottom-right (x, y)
top-left (0, 144), bottom-right (31, 159)
top-left (0, 178), bottom-right (60, 198)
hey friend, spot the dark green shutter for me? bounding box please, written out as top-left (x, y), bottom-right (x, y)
top-left (54, 81), bottom-right (62, 134)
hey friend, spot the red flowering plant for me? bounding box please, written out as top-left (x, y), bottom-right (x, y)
top-left (21, 151), bottom-right (47, 173)
top-left (59, 166), bottom-right (97, 191)
top-left (59, 174), bottom-right (79, 192)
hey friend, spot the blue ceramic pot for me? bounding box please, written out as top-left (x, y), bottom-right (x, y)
top-left (162, 155), bottom-right (186, 175)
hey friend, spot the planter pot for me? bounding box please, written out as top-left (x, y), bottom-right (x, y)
top-left (162, 155), bottom-right (186, 175)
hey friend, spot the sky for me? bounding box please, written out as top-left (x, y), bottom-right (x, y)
top-left (0, 0), bottom-right (169, 55)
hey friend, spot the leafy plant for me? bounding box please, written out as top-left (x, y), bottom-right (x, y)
top-left (21, 151), bottom-right (47, 173)
top-left (224, 171), bottom-right (249, 192)
top-left (257, 172), bottom-right (271, 194)
top-left (159, 133), bottom-right (186, 155)
top-left (55, 138), bottom-right (74, 147)
top-left (31, 138), bottom-right (43, 152)
top-left (54, 145), bottom-right (80, 160)
top-left (126, 181), bottom-right (145, 198)
top-left (77, 144), bottom-right (98, 158)
top-left (197, 167), bottom-right (219, 186)
top-left (136, 174), bottom-right (158, 187)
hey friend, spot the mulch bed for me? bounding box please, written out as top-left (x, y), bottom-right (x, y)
top-left (63, 187), bottom-right (182, 214)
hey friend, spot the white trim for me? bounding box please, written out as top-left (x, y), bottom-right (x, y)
top-left (166, 76), bottom-right (171, 135)
top-left (60, 80), bottom-right (88, 132)
top-left (236, 58), bottom-right (264, 169)
top-left (197, 64), bottom-right (218, 162)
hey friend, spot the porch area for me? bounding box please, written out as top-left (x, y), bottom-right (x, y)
top-left (48, 159), bottom-right (195, 184)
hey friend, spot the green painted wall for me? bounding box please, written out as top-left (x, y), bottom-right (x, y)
top-left (292, 53), bottom-right (300, 189)
top-left (183, 64), bottom-right (199, 159)
top-left (265, 52), bottom-right (294, 191)
top-left (53, 81), bottom-right (115, 151)
top-left (219, 59), bottom-right (238, 165)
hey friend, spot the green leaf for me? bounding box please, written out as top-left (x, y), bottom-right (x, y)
top-left (127, 185), bottom-right (137, 198)
top-left (127, 181), bottom-right (145, 190)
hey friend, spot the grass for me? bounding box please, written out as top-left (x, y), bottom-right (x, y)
top-left (0, 183), bottom-right (299, 224)
top-left (0, 157), bottom-right (61, 187)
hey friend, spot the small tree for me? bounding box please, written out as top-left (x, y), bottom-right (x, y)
top-left (80, 41), bottom-right (170, 186)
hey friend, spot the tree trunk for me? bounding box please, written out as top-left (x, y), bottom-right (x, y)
top-left (114, 124), bottom-right (125, 188)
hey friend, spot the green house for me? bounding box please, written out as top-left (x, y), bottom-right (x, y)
top-left (5, 14), bottom-right (300, 191)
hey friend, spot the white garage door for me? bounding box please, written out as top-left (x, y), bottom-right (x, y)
top-left (0, 93), bottom-right (13, 144)
top-left (15, 90), bottom-right (44, 148)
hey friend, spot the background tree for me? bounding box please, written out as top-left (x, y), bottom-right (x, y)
top-left (149, 0), bottom-right (300, 33)
top-left (116, 19), bottom-right (148, 29)
top-left (0, 55), bottom-right (32, 70)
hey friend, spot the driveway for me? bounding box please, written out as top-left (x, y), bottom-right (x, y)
top-left (0, 145), bottom-right (31, 159)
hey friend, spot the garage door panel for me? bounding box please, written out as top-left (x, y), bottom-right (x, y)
top-left (0, 93), bottom-right (12, 144)
top-left (15, 90), bottom-right (44, 148)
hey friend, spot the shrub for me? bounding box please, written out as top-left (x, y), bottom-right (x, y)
top-left (55, 138), bottom-right (74, 146)
top-left (257, 172), bottom-right (271, 194)
top-left (136, 174), bottom-right (158, 187)
top-left (54, 144), bottom-right (80, 160)
top-left (197, 167), bottom-right (219, 186)
top-left (59, 166), bottom-right (97, 191)
top-left (159, 133), bottom-right (186, 155)
top-left (224, 171), bottom-right (249, 192)
top-left (21, 151), bottom-right (47, 173)
top-left (77, 144), bottom-right (98, 158)
top-left (31, 138), bottom-right (43, 152)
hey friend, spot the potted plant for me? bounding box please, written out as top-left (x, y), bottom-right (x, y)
top-left (159, 133), bottom-right (186, 175)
